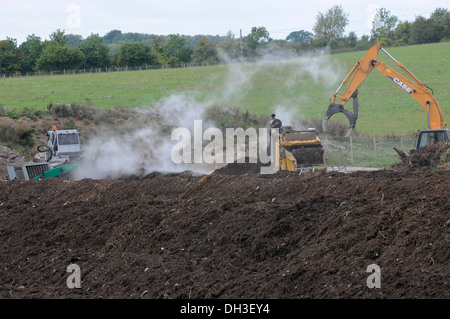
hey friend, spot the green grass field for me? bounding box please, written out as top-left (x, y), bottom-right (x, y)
top-left (0, 42), bottom-right (449, 136)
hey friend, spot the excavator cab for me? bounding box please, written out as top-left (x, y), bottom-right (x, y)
top-left (38, 128), bottom-right (81, 164)
top-left (415, 128), bottom-right (449, 149)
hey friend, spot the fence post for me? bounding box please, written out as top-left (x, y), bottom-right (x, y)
top-left (400, 137), bottom-right (403, 151)
top-left (350, 135), bottom-right (354, 165)
top-left (373, 136), bottom-right (377, 166)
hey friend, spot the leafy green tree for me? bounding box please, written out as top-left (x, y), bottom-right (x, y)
top-left (153, 37), bottom-right (170, 66)
top-left (371, 8), bottom-right (399, 45)
top-left (355, 35), bottom-right (373, 50)
top-left (439, 12), bottom-right (450, 40)
top-left (66, 34), bottom-right (83, 47)
top-left (165, 34), bottom-right (193, 65)
top-left (103, 30), bottom-right (122, 44)
top-left (0, 38), bottom-right (20, 74)
top-left (193, 37), bottom-right (219, 64)
top-left (36, 29), bottom-right (86, 71)
top-left (244, 26), bottom-right (272, 56)
top-left (36, 44), bottom-right (86, 71)
top-left (408, 16), bottom-right (442, 44)
top-left (430, 8), bottom-right (450, 41)
top-left (117, 42), bottom-right (157, 67)
top-left (109, 51), bottom-right (120, 67)
top-left (151, 35), bottom-right (193, 67)
top-left (49, 29), bottom-right (68, 46)
top-left (337, 31), bottom-right (358, 48)
top-left (19, 34), bottom-right (43, 73)
top-left (218, 31), bottom-right (241, 59)
top-left (286, 30), bottom-right (313, 43)
top-left (312, 5), bottom-right (348, 48)
top-left (347, 32), bottom-right (358, 47)
top-left (393, 21), bottom-right (410, 44)
top-left (430, 8), bottom-right (448, 21)
top-left (80, 33), bottom-right (110, 68)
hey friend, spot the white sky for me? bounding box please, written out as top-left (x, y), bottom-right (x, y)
top-left (0, 0), bottom-right (448, 44)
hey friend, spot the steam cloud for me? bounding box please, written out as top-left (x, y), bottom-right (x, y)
top-left (73, 47), bottom-right (340, 180)
top-left (72, 94), bottom-right (210, 180)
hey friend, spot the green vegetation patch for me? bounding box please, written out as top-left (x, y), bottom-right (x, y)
top-left (0, 42), bottom-right (448, 137)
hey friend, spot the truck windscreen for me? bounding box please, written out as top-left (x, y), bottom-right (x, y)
top-left (58, 133), bottom-right (79, 145)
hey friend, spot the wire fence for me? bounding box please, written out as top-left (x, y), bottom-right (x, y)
top-left (0, 62), bottom-right (215, 79)
top-left (323, 135), bottom-right (416, 168)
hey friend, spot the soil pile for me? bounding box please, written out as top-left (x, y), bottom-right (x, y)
top-left (392, 141), bottom-right (450, 171)
top-left (211, 157), bottom-right (269, 176)
top-left (0, 168), bottom-right (448, 299)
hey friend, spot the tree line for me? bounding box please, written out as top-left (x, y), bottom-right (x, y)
top-left (0, 6), bottom-right (448, 75)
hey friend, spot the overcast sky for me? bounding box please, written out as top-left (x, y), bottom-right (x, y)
top-left (1, 0), bottom-right (448, 44)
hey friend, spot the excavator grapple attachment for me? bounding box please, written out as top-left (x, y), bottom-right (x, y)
top-left (322, 91), bottom-right (359, 137)
top-left (322, 103), bottom-right (356, 137)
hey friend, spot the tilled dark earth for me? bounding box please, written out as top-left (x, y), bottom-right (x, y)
top-left (0, 143), bottom-right (449, 299)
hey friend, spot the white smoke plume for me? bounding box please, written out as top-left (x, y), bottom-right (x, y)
top-left (73, 46), bottom-right (340, 180)
top-left (72, 93), bottom-right (211, 180)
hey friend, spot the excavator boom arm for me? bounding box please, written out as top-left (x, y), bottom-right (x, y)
top-left (330, 43), bottom-right (381, 105)
top-left (323, 44), bottom-right (445, 134)
top-left (371, 60), bottom-right (443, 129)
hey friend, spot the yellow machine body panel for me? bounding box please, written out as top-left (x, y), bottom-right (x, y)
top-left (276, 128), bottom-right (327, 173)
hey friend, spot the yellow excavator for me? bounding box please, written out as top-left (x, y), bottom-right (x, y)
top-left (322, 43), bottom-right (448, 149)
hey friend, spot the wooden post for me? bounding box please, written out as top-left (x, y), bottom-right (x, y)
top-left (350, 135), bottom-right (354, 165)
top-left (240, 29), bottom-right (243, 56)
top-left (400, 137), bottom-right (403, 151)
top-left (373, 136), bottom-right (377, 166)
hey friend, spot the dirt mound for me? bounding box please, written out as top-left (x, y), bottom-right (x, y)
top-left (0, 168), bottom-right (448, 300)
top-left (211, 157), bottom-right (291, 176)
top-left (211, 157), bottom-right (268, 175)
top-left (392, 141), bottom-right (450, 171)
